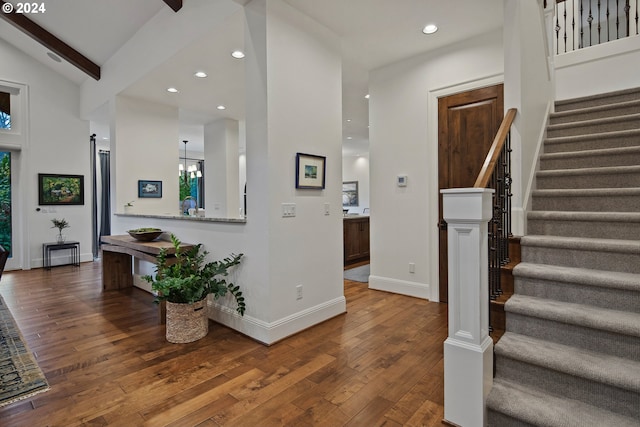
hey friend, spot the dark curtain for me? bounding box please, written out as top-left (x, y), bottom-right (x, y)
top-left (90, 135), bottom-right (98, 258)
top-left (198, 159), bottom-right (205, 209)
top-left (99, 151), bottom-right (111, 239)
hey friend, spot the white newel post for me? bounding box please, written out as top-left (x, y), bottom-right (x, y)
top-left (441, 188), bottom-right (494, 427)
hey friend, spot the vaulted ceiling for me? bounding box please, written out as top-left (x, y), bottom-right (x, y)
top-left (0, 0), bottom-right (503, 154)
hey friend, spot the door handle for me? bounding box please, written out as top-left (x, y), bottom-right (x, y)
top-left (438, 219), bottom-right (448, 231)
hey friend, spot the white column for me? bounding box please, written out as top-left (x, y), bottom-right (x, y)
top-left (441, 188), bottom-right (494, 427)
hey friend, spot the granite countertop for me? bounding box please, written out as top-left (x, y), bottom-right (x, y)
top-left (115, 212), bottom-right (246, 224)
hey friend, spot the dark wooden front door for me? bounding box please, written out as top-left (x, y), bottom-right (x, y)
top-left (438, 84), bottom-right (503, 302)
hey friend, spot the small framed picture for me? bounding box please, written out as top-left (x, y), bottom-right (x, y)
top-left (342, 181), bottom-right (359, 206)
top-left (295, 153), bottom-right (326, 189)
top-left (138, 180), bottom-right (162, 198)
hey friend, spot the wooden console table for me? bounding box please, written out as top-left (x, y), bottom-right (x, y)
top-left (100, 234), bottom-right (194, 291)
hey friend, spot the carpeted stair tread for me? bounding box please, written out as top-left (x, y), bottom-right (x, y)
top-left (505, 294), bottom-right (640, 338)
top-left (536, 165), bottom-right (640, 189)
top-left (527, 210), bottom-right (640, 223)
top-left (531, 187), bottom-right (640, 204)
top-left (513, 262), bottom-right (640, 292)
top-left (537, 164), bottom-right (640, 178)
top-left (495, 332), bottom-right (640, 392)
top-left (555, 86), bottom-right (640, 111)
top-left (520, 234), bottom-right (640, 254)
top-left (487, 379), bottom-right (640, 427)
top-left (546, 113), bottom-right (640, 137)
top-left (550, 98), bottom-right (640, 124)
top-left (540, 145), bottom-right (640, 169)
top-left (544, 128), bottom-right (640, 151)
top-left (531, 187), bottom-right (640, 212)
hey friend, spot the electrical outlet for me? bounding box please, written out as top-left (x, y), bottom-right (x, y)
top-left (409, 262), bottom-right (415, 273)
top-left (296, 285), bottom-right (303, 300)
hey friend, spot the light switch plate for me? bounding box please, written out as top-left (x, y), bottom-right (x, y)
top-left (282, 203), bottom-right (296, 217)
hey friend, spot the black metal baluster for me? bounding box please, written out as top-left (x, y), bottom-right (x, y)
top-left (564, 2), bottom-right (568, 52)
top-left (589, 0), bottom-right (594, 46)
top-left (598, 0), bottom-right (602, 44)
top-left (617, 0), bottom-right (621, 38)
top-left (556, 2), bottom-right (561, 53)
top-left (581, 1), bottom-right (585, 47)
top-left (630, 0), bottom-right (635, 35)
top-left (607, 0), bottom-right (611, 41)
top-left (573, 0), bottom-right (576, 50)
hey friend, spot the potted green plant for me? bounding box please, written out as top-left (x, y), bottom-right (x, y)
top-left (143, 234), bottom-right (245, 343)
top-left (51, 218), bottom-right (70, 243)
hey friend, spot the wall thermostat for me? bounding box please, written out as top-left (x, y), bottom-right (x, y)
top-left (397, 175), bottom-right (408, 187)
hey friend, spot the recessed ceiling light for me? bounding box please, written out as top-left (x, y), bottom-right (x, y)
top-left (346, 119), bottom-right (351, 122)
top-left (217, 105), bottom-right (226, 110)
top-left (47, 52), bottom-right (62, 62)
top-left (347, 137), bottom-right (353, 140)
top-left (167, 87), bottom-right (179, 93)
top-left (422, 24), bottom-right (438, 34)
top-left (194, 71), bottom-right (207, 78)
top-left (231, 50), bottom-right (245, 59)
top-left (365, 94), bottom-right (370, 99)
top-left (102, 137), bottom-right (109, 140)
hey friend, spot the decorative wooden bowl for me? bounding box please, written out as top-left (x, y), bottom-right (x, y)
top-left (127, 228), bottom-right (163, 242)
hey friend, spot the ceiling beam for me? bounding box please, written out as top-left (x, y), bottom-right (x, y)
top-left (0, 0), bottom-right (101, 80)
top-left (163, 0), bottom-right (183, 12)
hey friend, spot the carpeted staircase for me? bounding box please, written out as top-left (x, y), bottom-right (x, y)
top-left (486, 88), bottom-right (640, 426)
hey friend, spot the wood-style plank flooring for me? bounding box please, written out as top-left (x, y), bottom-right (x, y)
top-left (0, 261), bottom-right (448, 426)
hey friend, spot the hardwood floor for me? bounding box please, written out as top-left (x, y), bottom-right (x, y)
top-left (0, 261), bottom-right (448, 426)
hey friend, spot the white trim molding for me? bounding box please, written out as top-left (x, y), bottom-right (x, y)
top-left (209, 296), bottom-right (347, 345)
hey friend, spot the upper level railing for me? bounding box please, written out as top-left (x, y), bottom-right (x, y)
top-left (547, 0), bottom-right (639, 54)
top-left (474, 108), bottom-right (517, 306)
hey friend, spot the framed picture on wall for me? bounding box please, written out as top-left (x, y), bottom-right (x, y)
top-left (38, 173), bottom-right (85, 205)
top-left (342, 181), bottom-right (359, 206)
top-left (138, 180), bottom-right (162, 198)
top-left (295, 152), bottom-right (326, 189)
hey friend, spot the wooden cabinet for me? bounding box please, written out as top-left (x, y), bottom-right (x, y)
top-left (344, 216), bottom-right (370, 265)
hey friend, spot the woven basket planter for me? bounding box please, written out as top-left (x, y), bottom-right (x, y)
top-left (165, 299), bottom-right (209, 343)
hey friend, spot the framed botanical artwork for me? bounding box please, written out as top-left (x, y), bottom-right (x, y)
top-left (342, 181), bottom-right (359, 206)
top-left (138, 180), bottom-right (162, 198)
top-left (38, 173), bottom-right (84, 205)
top-left (295, 153), bottom-right (326, 189)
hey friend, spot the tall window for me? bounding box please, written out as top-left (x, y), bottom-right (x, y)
top-left (0, 152), bottom-right (11, 255)
top-left (0, 91), bottom-right (10, 129)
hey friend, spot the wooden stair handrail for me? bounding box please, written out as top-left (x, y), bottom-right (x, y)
top-left (474, 108), bottom-right (517, 188)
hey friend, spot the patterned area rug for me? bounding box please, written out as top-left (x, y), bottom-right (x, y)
top-left (0, 294), bottom-right (49, 407)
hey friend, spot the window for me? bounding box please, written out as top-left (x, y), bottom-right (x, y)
top-left (0, 91), bottom-right (10, 129)
top-left (0, 152), bottom-right (11, 255)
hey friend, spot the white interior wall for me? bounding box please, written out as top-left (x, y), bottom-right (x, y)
top-left (342, 154), bottom-right (370, 214)
top-left (256, 0), bottom-right (345, 325)
top-left (0, 38), bottom-right (91, 269)
top-left (368, 29), bottom-right (504, 302)
top-left (111, 0), bottom-right (345, 344)
top-left (503, 0), bottom-right (554, 231)
top-left (204, 118), bottom-right (240, 218)
top-left (113, 96), bottom-right (179, 215)
top-left (555, 35), bottom-right (640, 100)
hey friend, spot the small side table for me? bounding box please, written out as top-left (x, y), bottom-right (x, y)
top-left (43, 241), bottom-right (80, 270)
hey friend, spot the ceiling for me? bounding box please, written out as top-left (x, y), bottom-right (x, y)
top-left (0, 0), bottom-right (503, 155)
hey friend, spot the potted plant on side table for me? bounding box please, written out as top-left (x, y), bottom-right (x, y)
top-left (143, 234), bottom-right (245, 343)
top-left (51, 218), bottom-right (70, 243)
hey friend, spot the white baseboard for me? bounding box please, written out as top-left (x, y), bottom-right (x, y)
top-left (368, 275), bottom-right (431, 300)
top-left (208, 296), bottom-right (347, 345)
